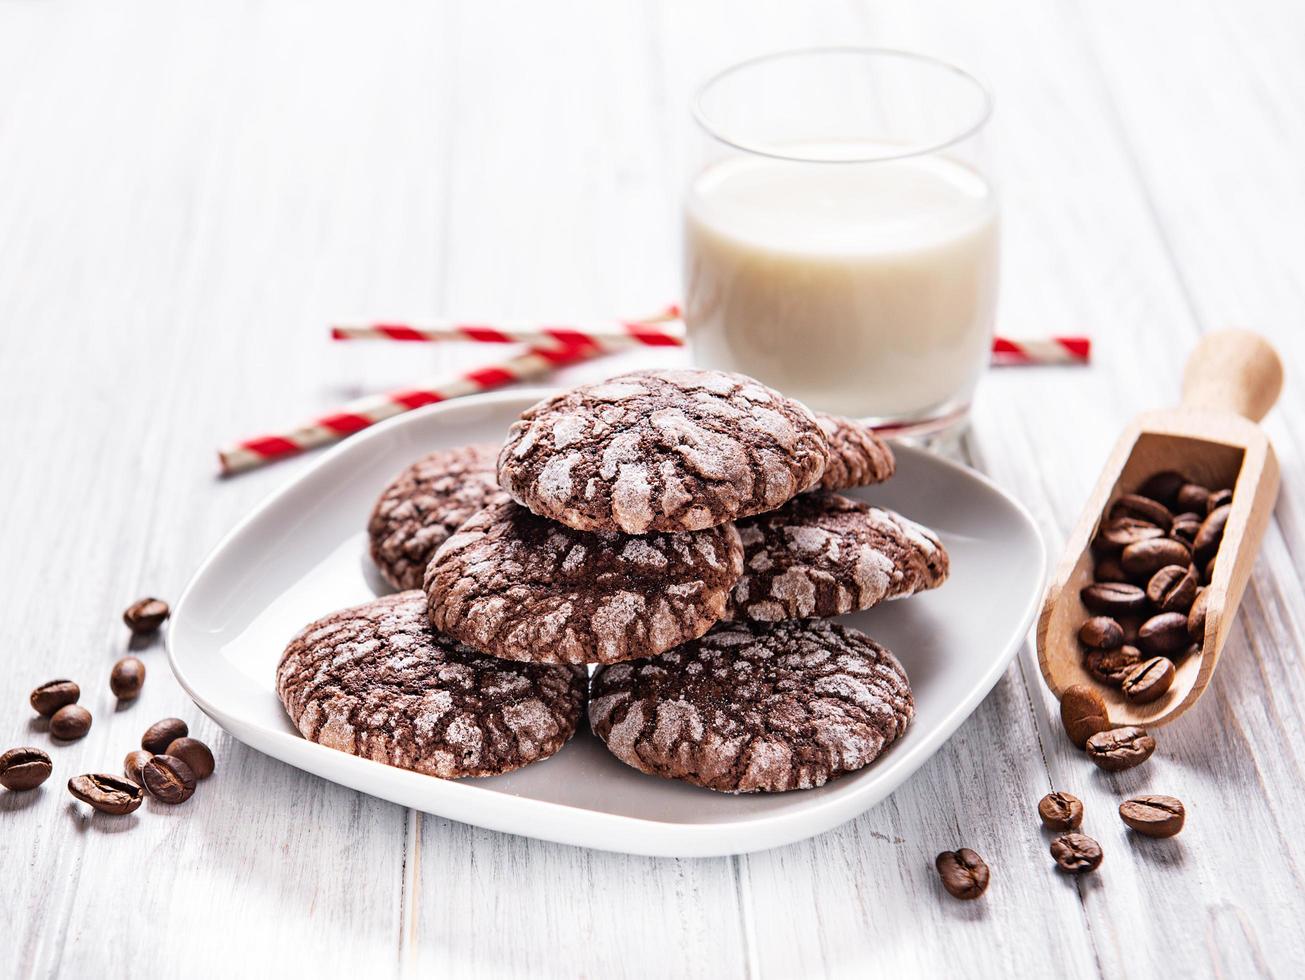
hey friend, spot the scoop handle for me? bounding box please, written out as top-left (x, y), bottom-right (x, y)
top-left (1181, 329), bottom-right (1283, 421)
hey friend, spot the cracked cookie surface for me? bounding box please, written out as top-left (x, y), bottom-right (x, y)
top-left (590, 619), bottom-right (914, 793)
top-left (814, 414), bottom-right (895, 490)
top-left (276, 592), bottom-right (587, 778)
top-left (424, 498), bottom-right (743, 664)
top-left (497, 369), bottom-right (830, 533)
top-left (727, 491), bottom-right (949, 621)
top-left (368, 444), bottom-right (506, 591)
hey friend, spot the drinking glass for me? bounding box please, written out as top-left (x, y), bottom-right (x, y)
top-left (684, 47), bottom-right (996, 433)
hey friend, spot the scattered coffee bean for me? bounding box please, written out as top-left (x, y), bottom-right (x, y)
top-left (68, 773), bottom-right (143, 815)
top-left (1060, 685), bottom-right (1110, 749)
top-left (141, 718), bottom-right (188, 754)
top-left (1194, 504), bottom-right (1230, 565)
top-left (0, 746), bottom-right (53, 791)
top-left (142, 754), bottom-right (196, 804)
top-left (109, 656), bottom-right (146, 700)
top-left (1051, 833), bottom-right (1103, 874)
top-left (1175, 483), bottom-right (1210, 514)
top-left (1095, 518), bottom-right (1165, 553)
top-left (1081, 582), bottom-right (1148, 616)
top-left (1109, 494), bottom-right (1173, 531)
top-left (1038, 792), bottom-right (1083, 831)
top-left (29, 679), bottom-right (80, 718)
top-left (50, 704), bottom-right (92, 741)
top-left (935, 849), bottom-right (989, 900)
top-left (1078, 616), bottom-right (1124, 651)
top-left (1188, 589), bottom-right (1209, 643)
top-left (165, 737), bottom-right (215, 780)
top-left (1137, 471), bottom-right (1185, 506)
top-left (1138, 612), bottom-right (1190, 657)
top-left (1119, 795), bottom-right (1185, 838)
top-left (1121, 537), bottom-right (1192, 579)
top-left (1146, 564), bottom-right (1198, 614)
top-left (1094, 557), bottom-right (1128, 583)
top-left (1170, 512), bottom-right (1202, 545)
top-left (1207, 488), bottom-right (1233, 513)
top-left (1085, 726), bottom-right (1155, 771)
top-left (123, 597), bottom-right (170, 635)
top-left (124, 749), bottom-right (153, 786)
top-left (1121, 657), bottom-right (1176, 703)
top-left (1085, 645), bottom-right (1143, 687)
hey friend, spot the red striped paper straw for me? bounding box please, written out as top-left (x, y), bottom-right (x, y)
top-left (218, 340), bottom-right (605, 475)
top-left (333, 319), bottom-right (1090, 366)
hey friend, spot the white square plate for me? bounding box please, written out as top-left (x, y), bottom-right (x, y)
top-left (169, 391), bottom-right (1045, 857)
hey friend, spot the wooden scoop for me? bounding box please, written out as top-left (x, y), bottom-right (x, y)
top-left (1037, 330), bottom-right (1283, 727)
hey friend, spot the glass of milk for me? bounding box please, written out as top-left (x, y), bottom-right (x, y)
top-left (685, 48), bottom-right (997, 432)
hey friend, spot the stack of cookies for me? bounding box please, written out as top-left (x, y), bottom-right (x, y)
top-left (277, 369), bottom-right (950, 794)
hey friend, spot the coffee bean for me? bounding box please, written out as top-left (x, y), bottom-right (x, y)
top-left (1138, 612), bottom-right (1190, 656)
top-left (0, 747), bottom-right (52, 791)
top-left (1086, 726), bottom-right (1156, 771)
top-left (68, 773), bottom-right (143, 815)
top-left (1175, 483), bottom-right (1210, 513)
top-left (142, 718), bottom-right (188, 754)
top-left (1051, 833), bottom-right (1103, 873)
top-left (124, 750), bottom-right (153, 786)
top-left (109, 656), bottom-right (146, 700)
top-left (142, 754), bottom-right (196, 804)
top-left (1060, 685), bottom-right (1110, 749)
top-left (1078, 616), bottom-right (1124, 651)
top-left (1119, 795), bottom-right (1185, 838)
top-left (50, 704), bottom-right (92, 741)
top-left (1188, 589), bottom-right (1209, 643)
top-left (1081, 582), bottom-right (1148, 616)
top-left (1085, 645), bottom-right (1143, 687)
top-left (1146, 564), bottom-right (1198, 614)
top-left (1194, 504), bottom-right (1230, 565)
top-left (1137, 471), bottom-right (1186, 506)
top-left (1204, 556), bottom-right (1217, 584)
top-left (1170, 512), bottom-right (1202, 546)
top-left (123, 597), bottom-right (170, 635)
top-left (1121, 538), bottom-right (1192, 579)
top-left (1095, 518), bottom-right (1165, 553)
top-left (29, 679), bottom-right (80, 718)
top-left (1109, 494), bottom-right (1173, 532)
top-left (1037, 792), bottom-right (1083, 831)
top-left (934, 849), bottom-right (989, 900)
top-left (165, 737), bottom-right (215, 779)
top-left (1121, 657), bottom-right (1176, 703)
top-left (1093, 557), bottom-right (1128, 583)
top-left (1207, 488), bottom-right (1233, 513)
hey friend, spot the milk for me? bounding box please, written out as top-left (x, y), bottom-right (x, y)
top-left (684, 144), bottom-right (999, 422)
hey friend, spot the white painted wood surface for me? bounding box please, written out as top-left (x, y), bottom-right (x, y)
top-left (1, 1), bottom-right (1303, 977)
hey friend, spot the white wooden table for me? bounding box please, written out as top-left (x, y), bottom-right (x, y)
top-left (2, 2), bottom-right (1303, 977)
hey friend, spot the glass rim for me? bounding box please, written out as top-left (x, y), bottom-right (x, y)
top-left (691, 46), bottom-right (994, 165)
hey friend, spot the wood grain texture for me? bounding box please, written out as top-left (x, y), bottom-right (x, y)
top-left (1, 1), bottom-right (1303, 978)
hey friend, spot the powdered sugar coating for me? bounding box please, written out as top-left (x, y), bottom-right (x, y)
top-left (498, 369), bottom-right (830, 533)
top-left (368, 444), bottom-right (506, 591)
top-left (276, 592), bottom-right (586, 778)
top-left (424, 498), bottom-right (743, 664)
top-left (814, 414), bottom-right (896, 491)
top-left (727, 491), bottom-right (949, 621)
top-left (589, 619), bottom-right (914, 793)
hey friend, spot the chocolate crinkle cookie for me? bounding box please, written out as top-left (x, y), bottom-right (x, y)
top-left (814, 413), bottom-right (895, 491)
top-left (727, 491), bottom-right (949, 622)
top-left (276, 592), bottom-right (587, 778)
top-left (368, 443), bottom-right (506, 591)
top-left (497, 369), bottom-right (830, 534)
top-left (425, 498), bottom-right (743, 664)
top-left (589, 619), bottom-right (914, 793)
